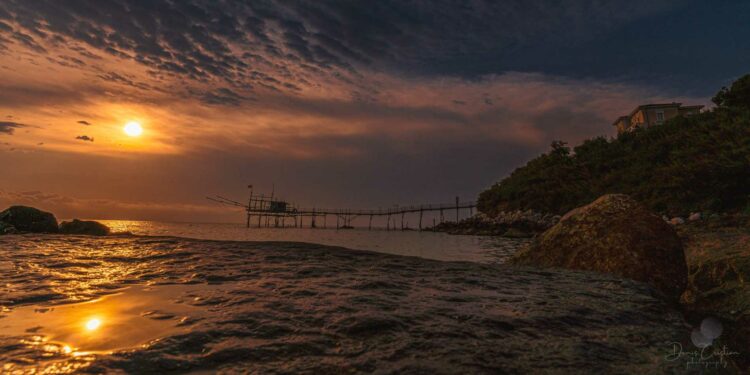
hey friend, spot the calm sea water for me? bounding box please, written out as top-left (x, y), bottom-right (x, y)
top-left (97, 220), bottom-right (527, 264)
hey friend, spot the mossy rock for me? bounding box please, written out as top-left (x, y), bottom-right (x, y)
top-left (511, 194), bottom-right (688, 301)
top-left (59, 219), bottom-right (110, 236)
top-left (0, 206), bottom-right (58, 233)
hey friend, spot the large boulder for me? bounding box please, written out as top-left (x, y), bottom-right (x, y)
top-left (59, 219), bottom-right (110, 236)
top-left (0, 206), bottom-right (58, 233)
top-left (510, 194), bottom-right (688, 301)
top-left (678, 224), bottom-right (750, 370)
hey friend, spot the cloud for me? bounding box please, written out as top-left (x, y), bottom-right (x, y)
top-left (0, 121), bottom-right (24, 134)
top-left (0, 0), bottom-right (690, 101)
top-left (75, 135), bottom-right (93, 142)
top-left (196, 87), bottom-right (249, 106)
top-left (77, 120), bottom-right (91, 125)
top-left (0, 189), bottom-right (235, 222)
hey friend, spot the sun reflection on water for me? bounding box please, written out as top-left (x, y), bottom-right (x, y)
top-left (0, 285), bottom-right (206, 373)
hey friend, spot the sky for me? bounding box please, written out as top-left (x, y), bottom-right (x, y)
top-left (0, 0), bottom-right (748, 222)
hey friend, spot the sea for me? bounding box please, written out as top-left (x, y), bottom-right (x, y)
top-left (0, 221), bottom-right (691, 373)
top-left (99, 220), bottom-right (528, 264)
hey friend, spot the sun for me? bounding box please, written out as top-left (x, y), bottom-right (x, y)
top-left (123, 121), bottom-right (143, 137)
top-left (85, 318), bottom-right (101, 331)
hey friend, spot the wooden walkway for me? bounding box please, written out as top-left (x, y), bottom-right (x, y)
top-left (208, 195), bottom-right (475, 231)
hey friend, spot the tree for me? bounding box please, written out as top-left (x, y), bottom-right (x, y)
top-left (712, 74), bottom-right (750, 110)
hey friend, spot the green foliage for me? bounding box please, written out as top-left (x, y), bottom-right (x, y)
top-left (712, 74), bottom-right (750, 110)
top-left (478, 76), bottom-right (750, 217)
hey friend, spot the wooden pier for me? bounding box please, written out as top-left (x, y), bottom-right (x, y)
top-left (208, 187), bottom-right (475, 231)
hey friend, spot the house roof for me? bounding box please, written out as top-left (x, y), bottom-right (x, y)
top-left (628, 103), bottom-right (682, 118)
top-left (612, 115), bottom-right (630, 126)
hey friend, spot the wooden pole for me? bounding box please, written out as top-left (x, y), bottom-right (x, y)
top-left (368, 215), bottom-right (373, 230)
top-left (419, 209), bottom-right (423, 231)
top-left (324, 215), bottom-right (327, 229)
top-left (455, 196), bottom-right (459, 222)
top-left (246, 186), bottom-right (253, 228)
top-left (401, 212), bottom-right (405, 230)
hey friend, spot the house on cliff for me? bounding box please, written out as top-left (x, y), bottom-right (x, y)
top-left (613, 103), bottom-right (704, 135)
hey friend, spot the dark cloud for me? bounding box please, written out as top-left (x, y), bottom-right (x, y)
top-left (75, 135), bottom-right (93, 142)
top-left (0, 121), bottom-right (24, 135)
top-left (196, 87), bottom-right (249, 106)
top-left (5, 0), bottom-right (743, 98)
top-left (77, 120), bottom-right (91, 125)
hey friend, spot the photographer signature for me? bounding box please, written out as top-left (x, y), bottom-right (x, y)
top-left (665, 342), bottom-right (739, 369)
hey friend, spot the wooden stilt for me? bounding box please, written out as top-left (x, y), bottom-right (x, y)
top-left (455, 196), bottom-right (460, 222)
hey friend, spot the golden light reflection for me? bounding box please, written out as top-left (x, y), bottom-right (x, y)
top-left (0, 285), bottom-right (204, 360)
top-left (84, 318), bottom-right (102, 331)
top-left (123, 121), bottom-right (143, 137)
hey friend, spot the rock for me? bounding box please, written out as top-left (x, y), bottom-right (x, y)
top-left (0, 221), bottom-right (17, 235)
top-left (0, 206), bottom-right (58, 233)
top-left (510, 194), bottom-right (688, 301)
top-left (502, 228), bottom-right (533, 238)
top-left (679, 225), bottom-right (750, 370)
top-left (669, 217), bottom-right (685, 225)
top-left (688, 212), bottom-right (702, 221)
top-left (59, 219), bottom-right (110, 236)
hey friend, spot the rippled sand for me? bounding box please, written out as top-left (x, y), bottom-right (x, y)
top-left (0, 235), bottom-right (690, 373)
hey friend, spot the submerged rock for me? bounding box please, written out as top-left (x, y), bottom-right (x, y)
top-left (0, 206), bottom-right (58, 233)
top-left (511, 194), bottom-right (688, 301)
top-left (59, 219), bottom-right (110, 236)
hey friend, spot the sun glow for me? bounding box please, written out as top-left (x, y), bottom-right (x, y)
top-left (85, 318), bottom-right (102, 331)
top-left (123, 121), bottom-right (143, 137)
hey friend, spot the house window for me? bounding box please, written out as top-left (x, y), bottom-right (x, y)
top-left (656, 111), bottom-right (665, 123)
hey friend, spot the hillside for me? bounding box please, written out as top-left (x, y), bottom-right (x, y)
top-left (478, 75), bottom-right (750, 217)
